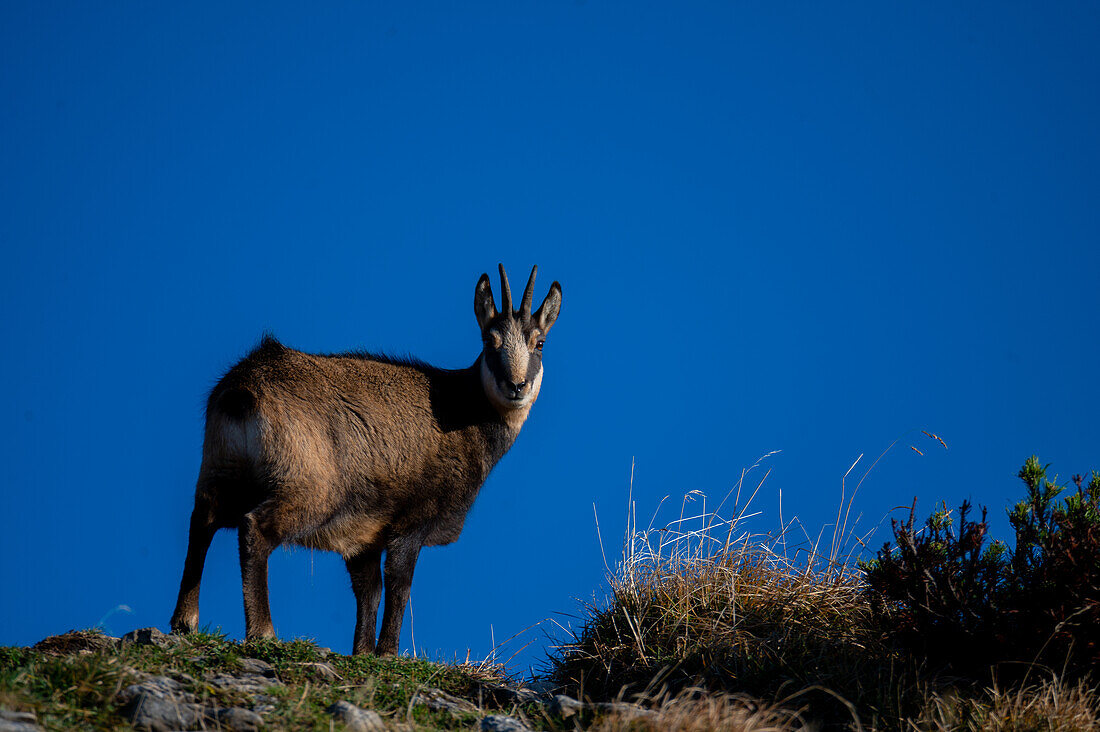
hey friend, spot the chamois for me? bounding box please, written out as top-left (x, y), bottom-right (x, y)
top-left (170, 265), bottom-right (562, 655)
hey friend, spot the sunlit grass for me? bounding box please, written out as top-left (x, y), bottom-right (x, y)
top-left (3, 449), bottom-right (1098, 730)
top-left (550, 451), bottom-right (1100, 730)
top-left (0, 630), bottom-right (515, 731)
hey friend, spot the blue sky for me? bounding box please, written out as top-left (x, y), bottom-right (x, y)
top-left (2, 2), bottom-right (1098, 673)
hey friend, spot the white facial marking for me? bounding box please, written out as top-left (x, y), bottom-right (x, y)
top-left (502, 327), bottom-right (530, 384)
top-left (481, 355), bottom-right (542, 415)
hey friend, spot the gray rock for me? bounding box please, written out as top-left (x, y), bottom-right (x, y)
top-left (0, 722), bottom-right (42, 732)
top-left (543, 695), bottom-right (655, 722)
top-left (120, 687), bottom-right (204, 731)
top-left (213, 706), bottom-right (265, 730)
top-left (548, 694), bottom-right (583, 718)
top-left (297, 661), bottom-right (341, 680)
top-left (0, 709), bottom-right (43, 732)
top-left (119, 627), bottom-right (177, 649)
top-left (326, 701), bottom-right (386, 732)
top-left (414, 686), bottom-right (478, 714)
top-left (480, 714), bottom-right (533, 732)
top-left (0, 712), bottom-right (37, 724)
top-left (118, 675), bottom-right (191, 701)
top-left (118, 673), bottom-right (273, 731)
top-left (238, 658), bottom-right (277, 677)
top-left (479, 683), bottom-right (541, 706)
top-left (170, 671), bottom-right (199, 686)
top-left (206, 672), bottom-right (281, 694)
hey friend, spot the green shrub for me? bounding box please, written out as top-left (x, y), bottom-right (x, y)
top-left (863, 457), bottom-right (1100, 677)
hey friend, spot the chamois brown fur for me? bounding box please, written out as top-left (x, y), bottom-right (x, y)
top-left (170, 265), bottom-right (561, 655)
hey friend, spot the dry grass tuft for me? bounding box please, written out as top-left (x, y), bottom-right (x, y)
top-left (558, 542), bottom-right (884, 703)
top-left (918, 675), bottom-right (1100, 731)
top-left (553, 457), bottom-right (903, 724)
top-left (550, 452), bottom-right (1100, 730)
top-left (589, 689), bottom-right (808, 732)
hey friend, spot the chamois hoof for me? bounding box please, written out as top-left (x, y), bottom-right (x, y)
top-left (169, 614), bottom-right (197, 635)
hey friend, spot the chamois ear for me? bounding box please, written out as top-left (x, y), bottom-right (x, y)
top-left (474, 273), bottom-right (497, 331)
top-left (534, 281), bottom-right (562, 333)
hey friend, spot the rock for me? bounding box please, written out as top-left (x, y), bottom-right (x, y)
top-left (414, 686), bottom-right (478, 714)
top-left (296, 661), bottom-right (341, 681)
top-left (119, 675), bottom-right (273, 731)
top-left (115, 670), bottom-right (280, 731)
top-left (0, 721), bottom-right (41, 732)
top-left (479, 682), bottom-right (541, 706)
top-left (119, 627), bottom-right (177, 649)
top-left (548, 694), bottom-right (583, 718)
top-left (543, 695), bottom-right (654, 722)
top-left (117, 665), bottom-right (150, 683)
top-left (238, 658), bottom-right (277, 678)
top-left (119, 675), bottom-right (190, 700)
top-left (213, 706), bottom-right (265, 730)
top-left (32, 630), bottom-right (118, 655)
top-left (0, 709), bottom-right (43, 732)
top-left (0, 711), bottom-right (37, 724)
top-left (206, 672), bottom-right (282, 694)
top-left (326, 701), bottom-right (386, 731)
top-left (118, 676), bottom-right (202, 731)
top-left (170, 671), bottom-right (199, 686)
top-left (119, 683), bottom-right (204, 731)
top-left (480, 714), bottom-right (533, 732)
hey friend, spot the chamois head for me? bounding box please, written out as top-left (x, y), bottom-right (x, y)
top-left (474, 264), bottom-right (562, 415)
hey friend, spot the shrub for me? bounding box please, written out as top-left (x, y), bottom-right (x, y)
top-left (863, 457), bottom-right (1100, 677)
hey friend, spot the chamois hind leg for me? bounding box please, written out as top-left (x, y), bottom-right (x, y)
top-left (376, 535), bottom-right (423, 656)
top-left (238, 506), bottom-right (284, 641)
top-left (170, 495), bottom-right (217, 634)
top-left (346, 549), bottom-right (383, 655)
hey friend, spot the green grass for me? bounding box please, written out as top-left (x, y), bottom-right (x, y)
top-left (6, 456), bottom-right (1099, 730)
top-left (0, 629), bottom-right (539, 731)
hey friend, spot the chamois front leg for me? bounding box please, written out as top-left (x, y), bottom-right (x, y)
top-left (345, 549), bottom-right (383, 655)
top-left (376, 535), bottom-right (423, 656)
top-left (238, 510), bottom-right (279, 641)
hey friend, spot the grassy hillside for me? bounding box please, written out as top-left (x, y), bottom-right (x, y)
top-left (0, 630), bottom-right (790, 731)
top-left (0, 629), bottom-right (526, 730)
top-left (3, 456), bottom-right (1098, 730)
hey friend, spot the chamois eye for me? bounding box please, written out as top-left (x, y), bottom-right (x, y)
top-left (536, 340), bottom-right (545, 350)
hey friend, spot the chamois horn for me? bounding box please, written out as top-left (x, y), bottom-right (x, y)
top-left (498, 263), bottom-right (513, 315)
top-left (520, 265), bottom-right (537, 319)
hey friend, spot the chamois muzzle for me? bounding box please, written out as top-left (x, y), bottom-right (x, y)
top-left (504, 379), bottom-right (528, 399)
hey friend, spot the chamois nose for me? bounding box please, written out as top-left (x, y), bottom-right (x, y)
top-left (504, 379), bottom-right (527, 398)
